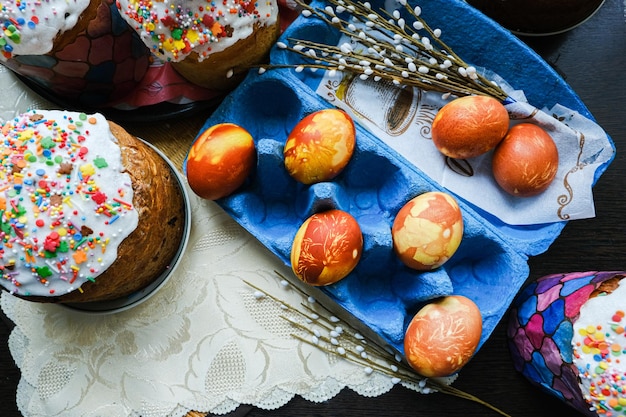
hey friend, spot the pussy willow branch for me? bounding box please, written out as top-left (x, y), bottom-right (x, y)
top-left (245, 272), bottom-right (513, 417)
top-left (263, 0), bottom-right (508, 101)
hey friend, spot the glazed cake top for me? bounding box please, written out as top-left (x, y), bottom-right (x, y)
top-left (572, 278), bottom-right (626, 415)
top-left (0, 0), bottom-right (91, 60)
top-left (116, 0), bottom-right (279, 63)
top-left (0, 110), bottom-right (138, 298)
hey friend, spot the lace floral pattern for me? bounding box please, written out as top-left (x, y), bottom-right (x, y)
top-left (2, 193), bottom-right (420, 417)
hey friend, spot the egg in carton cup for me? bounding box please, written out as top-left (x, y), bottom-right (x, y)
top-left (185, 71), bottom-right (525, 357)
top-left (185, 0), bottom-right (614, 369)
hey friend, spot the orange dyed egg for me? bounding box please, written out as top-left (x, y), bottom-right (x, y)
top-left (431, 95), bottom-right (509, 159)
top-left (404, 295), bottom-right (482, 377)
top-left (492, 123), bottom-right (559, 197)
top-left (186, 123), bottom-right (256, 200)
top-left (391, 191), bottom-right (463, 270)
top-left (291, 209), bottom-right (363, 286)
top-left (284, 109), bottom-right (356, 184)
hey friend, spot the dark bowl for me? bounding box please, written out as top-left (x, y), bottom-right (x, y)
top-left (467, 0), bottom-right (605, 36)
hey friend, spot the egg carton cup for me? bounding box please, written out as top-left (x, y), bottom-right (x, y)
top-left (186, 0), bottom-right (614, 358)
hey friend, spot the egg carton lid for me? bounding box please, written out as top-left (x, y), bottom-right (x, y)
top-left (185, 0), bottom-right (614, 358)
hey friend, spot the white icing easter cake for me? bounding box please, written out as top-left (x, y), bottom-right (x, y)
top-left (509, 271), bottom-right (626, 417)
top-left (0, 0), bottom-right (151, 107)
top-left (573, 277), bottom-right (626, 414)
top-left (0, 0), bottom-right (90, 60)
top-left (0, 110), bottom-right (187, 303)
top-left (116, 0), bottom-right (281, 90)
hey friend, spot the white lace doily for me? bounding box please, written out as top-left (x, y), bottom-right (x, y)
top-left (3, 191), bottom-right (446, 417)
top-left (0, 62), bottom-right (460, 417)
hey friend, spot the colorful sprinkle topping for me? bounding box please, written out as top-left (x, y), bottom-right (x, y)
top-left (573, 281), bottom-right (626, 415)
top-left (0, 110), bottom-right (138, 297)
top-left (116, 0), bottom-right (278, 62)
top-left (0, 0), bottom-right (90, 60)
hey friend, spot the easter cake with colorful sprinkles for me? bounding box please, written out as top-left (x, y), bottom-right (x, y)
top-left (116, 0), bottom-right (281, 91)
top-left (0, 0), bottom-right (151, 107)
top-left (508, 271), bottom-right (626, 416)
top-left (0, 110), bottom-right (186, 303)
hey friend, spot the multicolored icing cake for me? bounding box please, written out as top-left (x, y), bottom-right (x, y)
top-left (0, 0), bottom-right (151, 107)
top-left (508, 271), bottom-right (626, 416)
top-left (117, 0), bottom-right (281, 90)
top-left (0, 110), bottom-right (187, 303)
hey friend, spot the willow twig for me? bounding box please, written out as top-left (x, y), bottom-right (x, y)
top-left (245, 272), bottom-right (514, 417)
top-left (260, 0), bottom-right (508, 101)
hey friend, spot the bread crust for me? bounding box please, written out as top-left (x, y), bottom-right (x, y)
top-left (172, 19), bottom-right (281, 91)
top-left (23, 122), bottom-right (187, 303)
top-left (50, 0), bottom-right (102, 53)
top-left (590, 275), bottom-right (625, 298)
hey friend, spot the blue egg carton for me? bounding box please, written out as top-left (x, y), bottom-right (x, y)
top-left (185, 0), bottom-right (614, 358)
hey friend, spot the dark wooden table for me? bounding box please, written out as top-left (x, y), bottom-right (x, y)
top-left (2, 1), bottom-right (625, 416)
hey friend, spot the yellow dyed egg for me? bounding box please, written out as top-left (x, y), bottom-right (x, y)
top-left (391, 191), bottom-right (463, 270)
top-left (284, 109), bottom-right (356, 184)
top-left (186, 123), bottom-right (256, 201)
